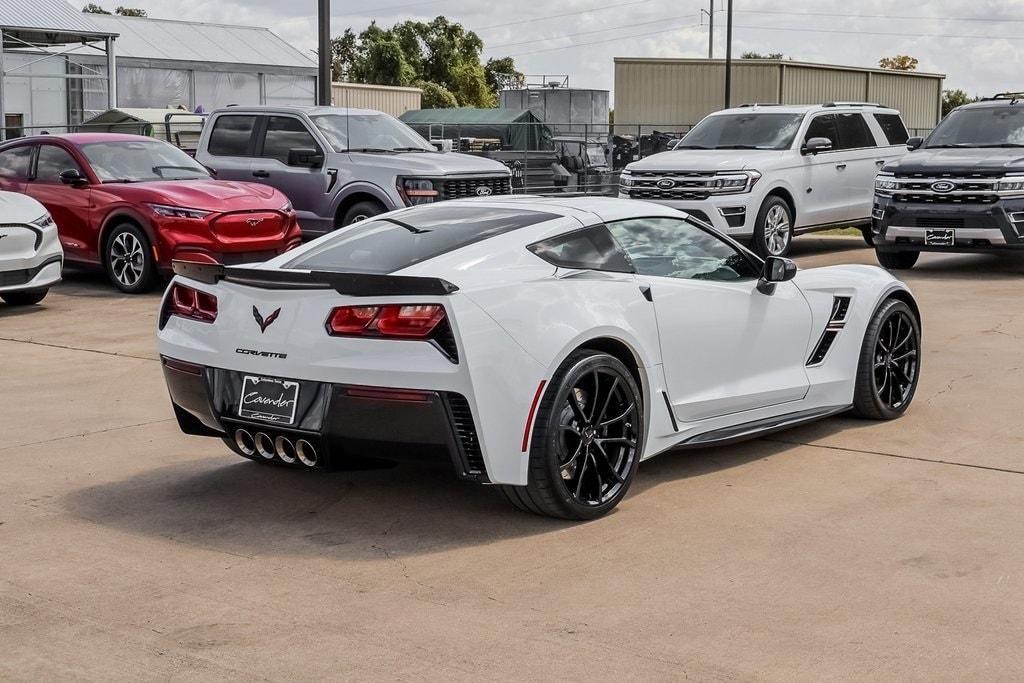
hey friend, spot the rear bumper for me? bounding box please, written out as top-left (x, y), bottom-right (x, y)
top-left (873, 193), bottom-right (1024, 252)
top-left (162, 356), bottom-right (487, 481)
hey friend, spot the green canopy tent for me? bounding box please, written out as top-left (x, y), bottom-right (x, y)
top-left (399, 108), bottom-right (552, 151)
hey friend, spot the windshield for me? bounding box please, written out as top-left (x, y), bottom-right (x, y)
top-left (81, 139), bottom-right (209, 183)
top-left (312, 113), bottom-right (434, 153)
top-left (675, 113), bottom-right (804, 150)
top-left (925, 107), bottom-right (1024, 147)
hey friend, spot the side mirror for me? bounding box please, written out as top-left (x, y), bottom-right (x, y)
top-left (801, 137), bottom-right (833, 155)
top-left (287, 147), bottom-right (324, 168)
top-left (59, 169), bottom-right (88, 186)
top-left (758, 256), bottom-right (798, 294)
top-left (906, 136), bottom-right (924, 151)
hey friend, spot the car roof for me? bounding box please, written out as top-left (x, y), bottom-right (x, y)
top-left (209, 105), bottom-right (381, 117)
top-left (711, 103), bottom-right (901, 116)
top-left (392, 195), bottom-right (684, 224)
top-left (1, 132), bottom-right (159, 146)
top-left (956, 99), bottom-right (1024, 111)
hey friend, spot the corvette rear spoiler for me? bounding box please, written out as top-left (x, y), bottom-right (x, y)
top-left (172, 260), bottom-right (459, 296)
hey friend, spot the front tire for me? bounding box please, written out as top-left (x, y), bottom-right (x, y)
top-left (499, 350), bottom-right (643, 520)
top-left (104, 223), bottom-right (158, 293)
top-left (1, 288), bottom-right (49, 306)
top-left (876, 249), bottom-right (919, 270)
top-left (340, 200), bottom-right (386, 227)
top-left (752, 196), bottom-right (793, 258)
top-left (861, 227), bottom-right (875, 247)
top-left (852, 299), bottom-right (921, 420)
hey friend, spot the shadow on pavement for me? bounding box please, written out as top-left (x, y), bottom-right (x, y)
top-left (62, 433), bottom-right (815, 559)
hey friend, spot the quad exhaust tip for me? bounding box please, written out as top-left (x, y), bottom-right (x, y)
top-left (235, 429), bottom-right (256, 456)
top-left (254, 432), bottom-right (275, 460)
top-left (296, 439), bottom-right (318, 467)
top-left (274, 435), bottom-right (297, 464)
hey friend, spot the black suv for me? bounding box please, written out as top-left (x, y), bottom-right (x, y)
top-left (872, 93), bottom-right (1024, 269)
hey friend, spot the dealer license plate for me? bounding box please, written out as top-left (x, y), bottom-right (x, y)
top-left (925, 229), bottom-right (955, 246)
top-left (238, 375), bottom-right (299, 426)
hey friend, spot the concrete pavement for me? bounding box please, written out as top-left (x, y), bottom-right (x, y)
top-left (2, 243), bottom-right (1023, 680)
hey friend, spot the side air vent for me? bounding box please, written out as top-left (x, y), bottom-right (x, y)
top-left (808, 296), bottom-right (852, 366)
top-left (445, 393), bottom-right (487, 479)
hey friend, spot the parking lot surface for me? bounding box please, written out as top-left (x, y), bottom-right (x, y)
top-left (2, 238), bottom-right (1023, 680)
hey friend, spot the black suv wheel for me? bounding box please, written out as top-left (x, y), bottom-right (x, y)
top-left (876, 250), bottom-right (920, 270)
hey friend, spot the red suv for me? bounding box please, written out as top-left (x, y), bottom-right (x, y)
top-left (0, 133), bottom-right (302, 293)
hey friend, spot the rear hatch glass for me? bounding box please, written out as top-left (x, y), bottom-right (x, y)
top-left (284, 204), bottom-right (558, 274)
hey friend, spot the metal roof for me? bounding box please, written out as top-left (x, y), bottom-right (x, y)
top-left (85, 14), bottom-right (315, 70)
top-left (0, 0), bottom-right (116, 44)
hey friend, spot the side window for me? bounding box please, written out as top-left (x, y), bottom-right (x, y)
top-left (35, 145), bottom-right (82, 183)
top-left (0, 145), bottom-right (33, 179)
top-left (873, 113), bottom-right (910, 145)
top-left (607, 217), bottom-right (760, 282)
top-left (804, 114), bottom-right (838, 146)
top-left (527, 225), bottom-right (634, 273)
top-left (260, 116), bottom-right (319, 164)
top-left (833, 113), bottom-right (876, 149)
top-left (207, 115), bottom-right (256, 157)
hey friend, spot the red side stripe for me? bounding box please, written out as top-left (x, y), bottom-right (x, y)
top-left (521, 380), bottom-right (547, 452)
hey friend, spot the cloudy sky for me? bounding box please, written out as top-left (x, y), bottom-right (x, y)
top-left (87, 0), bottom-right (1022, 97)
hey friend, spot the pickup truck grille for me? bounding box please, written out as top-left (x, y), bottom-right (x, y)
top-left (440, 176), bottom-right (511, 200)
top-left (628, 188), bottom-right (710, 200)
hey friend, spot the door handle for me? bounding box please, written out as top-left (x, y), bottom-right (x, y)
top-left (252, 170), bottom-right (270, 178)
top-left (835, 163), bottom-right (847, 170)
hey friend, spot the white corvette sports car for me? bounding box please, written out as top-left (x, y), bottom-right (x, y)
top-left (158, 197), bottom-right (922, 519)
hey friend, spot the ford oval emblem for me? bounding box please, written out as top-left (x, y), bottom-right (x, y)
top-left (930, 181), bottom-right (956, 193)
top-left (475, 186), bottom-right (493, 196)
top-left (656, 178), bottom-right (677, 189)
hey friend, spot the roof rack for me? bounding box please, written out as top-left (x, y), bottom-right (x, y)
top-left (737, 103), bottom-right (785, 108)
top-left (983, 92), bottom-right (1024, 102)
top-left (822, 101), bottom-right (885, 108)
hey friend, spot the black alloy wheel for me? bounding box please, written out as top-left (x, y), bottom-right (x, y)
top-left (500, 350), bottom-right (643, 519)
top-left (853, 299), bottom-right (921, 420)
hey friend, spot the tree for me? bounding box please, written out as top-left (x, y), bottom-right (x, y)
top-left (942, 89), bottom-right (979, 117)
top-left (879, 55), bottom-right (918, 71)
top-left (83, 4), bottom-right (147, 15)
top-left (332, 17), bottom-right (519, 108)
top-left (741, 51), bottom-right (785, 59)
top-left (484, 57), bottom-right (524, 93)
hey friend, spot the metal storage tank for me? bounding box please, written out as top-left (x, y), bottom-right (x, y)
top-left (500, 87), bottom-right (609, 131)
top-left (614, 58), bottom-right (944, 134)
top-left (331, 82), bottom-right (422, 117)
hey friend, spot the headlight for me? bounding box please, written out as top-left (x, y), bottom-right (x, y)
top-left (875, 174), bottom-right (899, 192)
top-left (710, 170), bottom-right (760, 193)
top-left (281, 200), bottom-right (293, 213)
top-left (995, 175), bottom-right (1024, 195)
top-left (30, 213), bottom-right (56, 229)
top-left (399, 178), bottom-right (438, 206)
top-left (619, 170), bottom-right (634, 187)
top-left (148, 204), bottom-right (212, 219)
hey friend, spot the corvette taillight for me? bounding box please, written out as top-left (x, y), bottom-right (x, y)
top-left (326, 304), bottom-right (446, 339)
top-left (161, 283), bottom-right (218, 327)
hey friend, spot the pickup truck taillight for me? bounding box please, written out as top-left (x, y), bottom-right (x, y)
top-left (160, 283), bottom-right (218, 328)
top-left (326, 304), bottom-right (446, 338)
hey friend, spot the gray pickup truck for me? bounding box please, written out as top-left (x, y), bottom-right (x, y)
top-left (195, 106), bottom-right (513, 238)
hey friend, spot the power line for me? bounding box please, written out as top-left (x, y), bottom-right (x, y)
top-left (487, 14), bottom-right (699, 50)
top-left (504, 23), bottom-right (701, 57)
top-left (473, 0), bottom-right (662, 31)
top-left (736, 8), bottom-right (1024, 25)
top-left (733, 22), bottom-right (1021, 42)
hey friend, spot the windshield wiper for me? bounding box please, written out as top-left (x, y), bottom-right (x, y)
top-left (390, 147), bottom-right (435, 153)
top-left (341, 147), bottom-right (396, 154)
top-left (152, 165), bottom-right (206, 175)
top-left (714, 144), bottom-right (766, 150)
top-left (975, 143), bottom-right (1024, 148)
top-left (926, 143), bottom-right (975, 148)
top-left (378, 217), bottom-right (430, 234)
top-left (101, 178), bottom-right (140, 183)
top-left (674, 144), bottom-right (712, 149)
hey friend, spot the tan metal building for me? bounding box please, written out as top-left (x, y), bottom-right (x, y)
top-left (614, 58), bottom-right (945, 133)
top-left (331, 82), bottom-right (422, 117)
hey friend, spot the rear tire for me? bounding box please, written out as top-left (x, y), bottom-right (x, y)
top-left (861, 227), bottom-right (875, 247)
top-left (751, 195), bottom-right (793, 258)
top-left (340, 200), bottom-right (386, 227)
top-left (852, 299), bottom-right (921, 420)
top-left (104, 223), bottom-right (158, 293)
top-left (876, 249), bottom-right (919, 270)
top-left (498, 350), bottom-right (643, 520)
top-left (1, 288), bottom-right (48, 306)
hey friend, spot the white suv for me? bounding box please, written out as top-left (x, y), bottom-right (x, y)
top-left (619, 103), bottom-right (911, 257)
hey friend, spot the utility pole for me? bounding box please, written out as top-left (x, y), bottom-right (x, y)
top-left (708, 0), bottom-right (714, 59)
top-left (724, 0), bottom-right (733, 108)
top-left (317, 0), bottom-right (331, 106)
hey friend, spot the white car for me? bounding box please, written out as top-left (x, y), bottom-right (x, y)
top-left (158, 197), bottom-right (922, 519)
top-left (0, 191), bottom-right (63, 306)
top-left (620, 103), bottom-right (911, 257)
